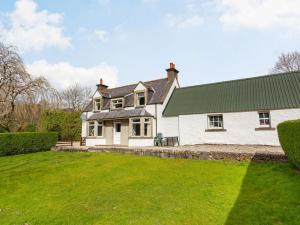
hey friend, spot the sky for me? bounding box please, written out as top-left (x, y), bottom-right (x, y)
top-left (0, 0), bottom-right (300, 90)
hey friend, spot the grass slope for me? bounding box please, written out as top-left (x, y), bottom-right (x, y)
top-left (0, 152), bottom-right (299, 225)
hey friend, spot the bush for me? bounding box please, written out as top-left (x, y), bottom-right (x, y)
top-left (38, 110), bottom-right (81, 141)
top-left (0, 132), bottom-right (58, 156)
top-left (277, 120), bottom-right (300, 169)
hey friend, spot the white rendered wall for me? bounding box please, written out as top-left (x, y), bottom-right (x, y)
top-left (86, 138), bottom-right (106, 146)
top-left (128, 138), bottom-right (154, 147)
top-left (145, 79), bottom-right (179, 138)
top-left (178, 108), bottom-right (300, 146)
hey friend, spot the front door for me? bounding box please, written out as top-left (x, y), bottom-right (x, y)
top-left (114, 122), bottom-right (121, 145)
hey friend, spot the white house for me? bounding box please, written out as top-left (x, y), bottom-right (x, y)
top-left (82, 64), bottom-right (300, 147)
top-left (81, 63), bottom-right (179, 147)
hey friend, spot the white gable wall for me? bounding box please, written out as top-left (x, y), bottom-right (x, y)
top-left (134, 82), bottom-right (147, 91)
top-left (145, 78), bottom-right (179, 138)
top-left (178, 108), bottom-right (300, 146)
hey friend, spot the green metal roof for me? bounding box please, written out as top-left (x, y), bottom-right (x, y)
top-left (163, 71), bottom-right (300, 117)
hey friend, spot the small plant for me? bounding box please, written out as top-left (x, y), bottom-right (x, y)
top-left (277, 120), bottom-right (300, 169)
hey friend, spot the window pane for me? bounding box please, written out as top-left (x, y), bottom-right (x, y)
top-left (209, 115), bottom-right (223, 128)
top-left (144, 123), bottom-right (150, 136)
top-left (139, 97), bottom-right (145, 105)
top-left (94, 99), bottom-right (101, 110)
top-left (97, 125), bottom-right (102, 136)
top-left (259, 112), bottom-right (270, 126)
top-left (132, 119), bottom-right (140, 123)
top-left (89, 123), bottom-right (95, 136)
top-left (133, 124), bottom-right (141, 136)
top-left (116, 123), bottom-right (121, 132)
top-left (137, 92), bottom-right (145, 106)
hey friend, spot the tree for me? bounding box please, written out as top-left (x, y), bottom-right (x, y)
top-left (271, 51), bottom-right (300, 74)
top-left (0, 42), bottom-right (49, 131)
top-left (61, 83), bottom-right (92, 111)
top-left (38, 110), bottom-right (81, 144)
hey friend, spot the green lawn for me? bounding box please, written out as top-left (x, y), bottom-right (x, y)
top-left (0, 152), bottom-right (299, 225)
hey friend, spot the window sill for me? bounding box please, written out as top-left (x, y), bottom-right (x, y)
top-left (129, 136), bottom-right (153, 139)
top-left (205, 129), bottom-right (227, 132)
top-left (110, 108), bottom-right (124, 111)
top-left (255, 127), bottom-right (276, 131)
top-left (135, 105), bottom-right (145, 108)
top-left (86, 136), bottom-right (105, 139)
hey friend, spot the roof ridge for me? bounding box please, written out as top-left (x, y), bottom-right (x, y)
top-left (178, 70), bottom-right (300, 91)
top-left (107, 77), bottom-right (167, 91)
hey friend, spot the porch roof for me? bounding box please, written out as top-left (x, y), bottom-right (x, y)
top-left (87, 108), bottom-right (154, 121)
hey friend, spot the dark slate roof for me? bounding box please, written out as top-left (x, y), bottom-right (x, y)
top-left (87, 108), bottom-right (154, 120)
top-left (83, 78), bottom-right (173, 112)
top-left (163, 71), bottom-right (300, 116)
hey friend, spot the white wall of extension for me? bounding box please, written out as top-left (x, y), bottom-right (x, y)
top-left (86, 138), bottom-right (106, 146)
top-left (178, 108), bottom-right (300, 146)
top-left (128, 138), bottom-right (154, 147)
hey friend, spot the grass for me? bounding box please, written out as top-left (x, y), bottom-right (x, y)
top-left (0, 152), bottom-right (299, 225)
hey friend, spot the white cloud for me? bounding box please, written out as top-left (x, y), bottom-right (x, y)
top-left (0, 0), bottom-right (71, 52)
top-left (219, 0), bottom-right (300, 29)
top-left (166, 14), bottom-right (204, 29)
top-left (165, 3), bottom-right (204, 30)
top-left (27, 60), bottom-right (118, 90)
top-left (95, 29), bottom-right (109, 42)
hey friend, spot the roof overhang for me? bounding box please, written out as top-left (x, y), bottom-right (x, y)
top-left (87, 108), bottom-right (154, 121)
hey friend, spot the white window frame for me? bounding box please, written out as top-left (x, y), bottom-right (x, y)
top-left (111, 98), bottom-right (124, 110)
top-left (207, 115), bottom-right (224, 130)
top-left (143, 118), bottom-right (151, 137)
top-left (93, 98), bottom-right (101, 111)
top-left (88, 121), bottom-right (96, 137)
top-left (258, 111), bottom-right (271, 128)
top-left (131, 118), bottom-right (141, 137)
top-left (97, 121), bottom-right (104, 137)
top-left (136, 91), bottom-right (146, 107)
top-left (130, 117), bottom-right (152, 137)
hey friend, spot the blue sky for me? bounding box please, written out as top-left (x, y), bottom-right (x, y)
top-left (1, 0), bottom-right (300, 89)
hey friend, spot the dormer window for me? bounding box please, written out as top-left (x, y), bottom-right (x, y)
top-left (93, 98), bottom-right (101, 111)
top-left (111, 98), bottom-right (124, 110)
top-left (136, 92), bottom-right (146, 107)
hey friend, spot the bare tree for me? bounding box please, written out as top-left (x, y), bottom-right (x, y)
top-left (0, 42), bottom-right (49, 131)
top-left (271, 51), bottom-right (300, 74)
top-left (61, 83), bottom-right (92, 111)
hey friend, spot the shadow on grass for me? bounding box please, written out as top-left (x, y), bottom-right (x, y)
top-left (225, 156), bottom-right (300, 225)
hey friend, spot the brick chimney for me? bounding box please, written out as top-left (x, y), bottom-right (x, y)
top-left (166, 62), bottom-right (179, 80)
top-left (96, 78), bottom-right (108, 91)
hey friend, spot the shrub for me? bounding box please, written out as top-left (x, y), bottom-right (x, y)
top-left (277, 120), bottom-right (300, 169)
top-left (38, 110), bottom-right (81, 141)
top-left (0, 132), bottom-right (58, 156)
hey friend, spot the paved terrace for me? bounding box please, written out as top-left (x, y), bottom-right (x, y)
top-left (53, 143), bottom-right (286, 161)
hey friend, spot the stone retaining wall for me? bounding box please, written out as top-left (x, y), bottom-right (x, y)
top-left (53, 146), bottom-right (287, 162)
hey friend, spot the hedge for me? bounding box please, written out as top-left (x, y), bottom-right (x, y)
top-left (38, 110), bottom-right (81, 141)
top-left (0, 132), bottom-right (58, 156)
top-left (277, 120), bottom-right (300, 169)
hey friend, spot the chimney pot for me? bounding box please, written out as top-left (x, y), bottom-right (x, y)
top-left (170, 62), bottom-right (175, 69)
top-left (100, 78), bottom-right (103, 85)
